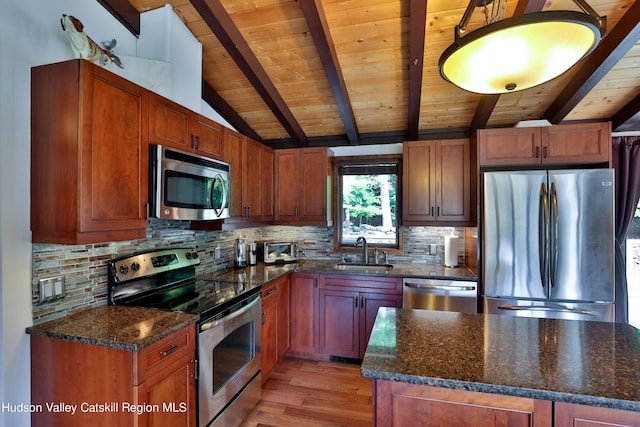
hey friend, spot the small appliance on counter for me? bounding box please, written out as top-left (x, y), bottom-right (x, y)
top-left (259, 242), bottom-right (297, 264)
top-left (234, 238), bottom-right (248, 269)
top-left (444, 232), bottom-right (459, 267)
top-left (248, 242), bottom-right (257, 265)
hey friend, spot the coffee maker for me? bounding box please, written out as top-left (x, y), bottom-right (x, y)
top-left (233, 238), bottom-right (248, 269)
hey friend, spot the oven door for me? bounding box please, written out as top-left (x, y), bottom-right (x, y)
top-left (153, 145), bottom-right (231, 221)
top-left (198, 296), bottom-right (261, 427)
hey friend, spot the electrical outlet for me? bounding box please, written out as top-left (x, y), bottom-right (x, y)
top-left (214, 245), bottom-right (221, 260)
top-left (39, 276), bottom-right (65, 303)
top-left (429, 244), bottom-right (438, 255)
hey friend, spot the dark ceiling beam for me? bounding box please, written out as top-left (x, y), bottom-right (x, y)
top-left (97, 0), bottom-right (140, 36)
top-left (189, 0), bottom-right (308, 147)
top-left (202, 81), bottom-right (262, 141)
top-left (543, 0), bottom-right (640, 124)
top-left (407, 0), bottom-right (428, 141)
top-left (299, 0), bottom-right (360, 145)
top-left (611, 93), bottom-right (640, 132)
top-left (468, 0), bottom-right (547, 132)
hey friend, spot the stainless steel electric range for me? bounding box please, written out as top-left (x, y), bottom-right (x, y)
top-left (108, 248), bottom-right (262, 427)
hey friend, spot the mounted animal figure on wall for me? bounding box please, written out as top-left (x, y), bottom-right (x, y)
top-left (60, 14), bottom-right (123, 69)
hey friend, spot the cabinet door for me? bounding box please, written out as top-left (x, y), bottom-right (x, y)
top-left (195, 115), bottom-right (224, 159)
top-left (555, 402), bottom-right (640, 426)
top-left (261, 145), bottom-right (275, 222)
top-left (375, 381), bottom-right (552, 427)
top-left (299, 147), bottom-right (328, 222)
top-left (359, 292), bottom-right (402, 358)
top-left (319, 289), bottom-right (360, 359)
top-left (149, 93), bottom-right (192, 150)
top-left (261, 292), bottom-right (279, 383)
top-left (275, 149), bottom-right (300, 222)
top-left (478, 127), bottom-right (542, 166)
top-left (243, 138), bottom-right (263, 220)
top-left (136, 355), bottom-right (197, 427)
top-left (290, 273), bottom-right (319, 354)
top-left (277, 274), bottom-right (290, 359)
top-left (437, 139), bottom-right (471, 222)
top-left (403, 140), bottom-right (437, 222)
top-left (80, 65), bottom-right (149, 234)
top-left (224, 129), bottom-right (245, 219)
top-left (542, 122), bottom-right (611, 165)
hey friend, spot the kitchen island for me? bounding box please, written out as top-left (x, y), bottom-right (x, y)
top-left (362, 308), bottom-right (640, 426)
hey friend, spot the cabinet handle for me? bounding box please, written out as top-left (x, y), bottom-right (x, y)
top-left (437, 206), bottom-right (440, 217)
top-left (191, 134), bottom-right (195, 149)
top-left (192, 359), bottom-right (198, 380)
top-left (354, 297), bottom-right (358, 308)
top-left (543, 146), bottom-right (548, 158)
top-left (195, 135), bottom-right (200, 149)
top-left (295, 207), bottom-right (299, 217)
top-left (247, 206), bottom-right (251, 218)
top-left (535, 146), bottom-right (540, 158)
top-left (267, 287), bottom-right (277, 296)
top-left (431, 206), bottom-right (434, 216)
top-left (262, 312), bottom-right (267, 325)
top-left (160, 344), bottom-right (180, 356)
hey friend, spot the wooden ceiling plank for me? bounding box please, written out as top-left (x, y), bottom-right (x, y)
top-left (543, 0), bottom-right (640, 124)
top-left (189, 0), bottom-right (308, 147)
top-left (408, 0), bottom-right (428, 141)
top-left (299, 0), bottom-right (360, 145)
top-left (611, 93), bottom-right (640, 131)
top-left (468, 0), bottom-right (547, 131)
top-left (202, 81), bottom-right (263, 141)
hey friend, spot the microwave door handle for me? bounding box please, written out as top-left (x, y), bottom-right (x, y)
top-left (211, 173), bottom-right (226, 218)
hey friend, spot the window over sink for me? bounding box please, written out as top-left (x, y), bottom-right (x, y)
top-left (334, 156), bottom-right (401, 251)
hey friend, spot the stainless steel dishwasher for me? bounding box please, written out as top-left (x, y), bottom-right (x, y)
top-left (402, 278), bottom-right (478, 313)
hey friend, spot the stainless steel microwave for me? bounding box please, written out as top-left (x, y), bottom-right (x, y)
top-left (150, 145), bottom-right (231, 221)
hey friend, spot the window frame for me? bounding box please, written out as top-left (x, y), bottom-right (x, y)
top-left (333, 155), bottom-right (403, 253)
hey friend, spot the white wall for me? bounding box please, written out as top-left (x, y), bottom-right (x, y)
top-left (0, 2), bottom-right (137, 426)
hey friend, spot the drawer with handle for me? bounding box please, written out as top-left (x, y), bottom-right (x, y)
top-left (134, 324), bottom-right (196, 384)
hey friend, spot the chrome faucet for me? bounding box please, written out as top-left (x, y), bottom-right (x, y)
top-left (355, 236), bottom-right (368, 264)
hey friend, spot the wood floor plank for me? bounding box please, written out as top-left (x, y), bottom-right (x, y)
top-left (241, 357), bottom-right (373, 427)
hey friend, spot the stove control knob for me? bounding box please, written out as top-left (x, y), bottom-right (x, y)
top-left (186, 252), bottom-right (193, 259)
top-left (119, 265), bottom-right (129, 275)
top-left (131, 262), bottom-right (140, 272)
top-left (191, 251), bottom-right (199, 259)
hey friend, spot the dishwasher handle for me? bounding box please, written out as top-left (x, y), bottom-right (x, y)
top-left (404, 282), bottom-right (476, 292)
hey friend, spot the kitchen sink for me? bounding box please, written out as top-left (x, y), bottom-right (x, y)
top-left (333, 263), bottom-right (394, 272)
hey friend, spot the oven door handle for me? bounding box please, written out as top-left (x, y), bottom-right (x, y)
top-left (200, 295), bottom-right (260, 332)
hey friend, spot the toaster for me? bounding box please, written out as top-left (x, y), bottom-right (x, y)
top-left (260, 242), bottom-right (297, 264)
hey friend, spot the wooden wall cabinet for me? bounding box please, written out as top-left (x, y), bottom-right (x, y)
top-left (31, 325), bottom-right (197, 427)
top-left (274, 147), bottom-right (331, 225)
top-left (402, 139), bottom-right (472, 225)
top-left (223, 130), bottom-right (274, 225)
top-left (31, 59), bottom-right (149, 244)
top-left (261, 274), bottom-right (290, 382)
top-left (373, 381), bottom-right (552, 427)
top-left (149, 92), bottom-right (224, 160)
top-left (478, 122), bottom-right (611, 167)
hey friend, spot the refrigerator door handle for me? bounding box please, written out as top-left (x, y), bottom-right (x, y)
top-left (539, 182), bottom-right (549, 291)
top-left (550, 182), bottom-right (558, 289)
top-left (497, 304), bottom-right (598, 316)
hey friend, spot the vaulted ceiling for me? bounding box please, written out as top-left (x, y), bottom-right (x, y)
top-left (104, 0), bottom-right (640, 149)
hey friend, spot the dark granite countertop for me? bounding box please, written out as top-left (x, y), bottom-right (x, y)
top-left (202, 259), bottom-right (477, 286)
top-left (26, 305), bottom-right (198, 351)
top-left (361, 308), bottom-right (640, 412)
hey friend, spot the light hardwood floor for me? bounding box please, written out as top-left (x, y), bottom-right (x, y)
top-left (241, 357), bottom-right (373, 427)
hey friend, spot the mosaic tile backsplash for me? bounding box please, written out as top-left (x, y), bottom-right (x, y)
top-left (32, 219), bottom-right (473, 324)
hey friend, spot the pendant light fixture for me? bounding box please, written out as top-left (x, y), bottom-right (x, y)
top-left (438, 0), bottom-right (606, 94)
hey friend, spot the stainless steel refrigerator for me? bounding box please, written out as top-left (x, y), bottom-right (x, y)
top-left (482, 169), bottom-right (615, 322)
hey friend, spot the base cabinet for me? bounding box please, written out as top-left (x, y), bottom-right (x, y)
top-left (30, 325), bottom-right (197, 427)
top-left (555, 402), bottom-right (640, 426)
top-left (261, 274), bottom-right (290, 382)
top-left (374, 381), bottom-right (552, 427)
top-left (290, 273), bottom-right (401, 360)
